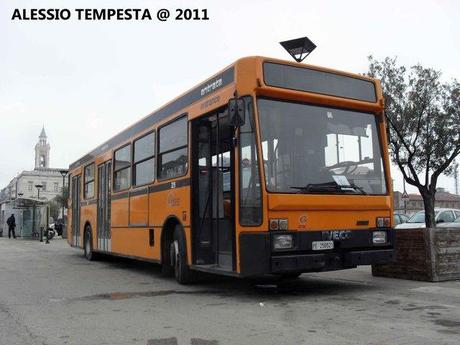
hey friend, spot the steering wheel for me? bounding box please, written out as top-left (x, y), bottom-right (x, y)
top-left (324, 160), bottom-right (358, 174)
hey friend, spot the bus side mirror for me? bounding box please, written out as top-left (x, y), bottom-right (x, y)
top-left (229, 98), bottom-right (246, 128)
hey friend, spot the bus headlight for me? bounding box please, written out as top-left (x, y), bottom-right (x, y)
top-left (376, 217), bottom-right (390, 228)
top-left (373, 231), bottom-right (387, 244)
top-left (273, 234), bottom-right (293, 250)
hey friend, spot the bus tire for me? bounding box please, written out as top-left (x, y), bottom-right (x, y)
top-left (171, 224), bottom-right (194, 284)
top-left (84, 226), bottom-right (96, 261)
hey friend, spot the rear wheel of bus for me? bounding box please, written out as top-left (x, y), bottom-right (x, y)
top-left (84, 226), bottom-right (97, 261)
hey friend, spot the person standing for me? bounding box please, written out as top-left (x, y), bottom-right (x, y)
top-left (7, 214), bottom-right (16, 239)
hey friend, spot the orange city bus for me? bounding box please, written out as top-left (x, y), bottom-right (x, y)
top-left (67, 56), bottom-right (395, 284)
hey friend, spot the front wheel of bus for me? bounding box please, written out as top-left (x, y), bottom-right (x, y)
top-left (171, 225), bottom-right (194, 284)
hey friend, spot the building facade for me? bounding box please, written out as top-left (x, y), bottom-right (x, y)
top-left (6, 168), bottom-right (66, 201)
top-left (394, 188), bottom-right (460, 215)
top-left (1, 127), bottom-right (65, 201)
top-left (0, 128), bottom-right (67, 237)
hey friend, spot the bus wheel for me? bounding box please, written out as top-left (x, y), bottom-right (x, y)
top-left (84, 226), bottom-right (96, 261)
top-left (171, 224), bottom-right (194, 284)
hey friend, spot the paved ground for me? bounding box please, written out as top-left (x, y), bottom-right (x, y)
top-left (0, 237), bottom-right (459, 345)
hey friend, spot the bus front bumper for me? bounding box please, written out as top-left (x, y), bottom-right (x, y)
top-left (239, 229), bottom-right (395, 277)
top-left (270, 249), bottom-right (394, 273)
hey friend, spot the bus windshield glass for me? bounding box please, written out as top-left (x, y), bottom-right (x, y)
top-left (258, 99), bottom-right (387, 195)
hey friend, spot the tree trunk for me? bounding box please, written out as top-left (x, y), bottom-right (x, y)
top-left (420, 190), bottom-right (436, 228)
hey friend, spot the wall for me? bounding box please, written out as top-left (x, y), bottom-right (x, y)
top-left (372, 228), bottom-right (460, 281)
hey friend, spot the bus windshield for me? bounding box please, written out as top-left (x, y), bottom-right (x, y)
top-left (258, 99), bottom-right (387, 195)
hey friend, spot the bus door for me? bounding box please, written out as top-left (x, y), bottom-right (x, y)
top-left (71, 175), bottom-right (81, 247)
top-left (192, 109), bottom-right (235, 270)
top-left (97, 162), bottom-right (111, 251)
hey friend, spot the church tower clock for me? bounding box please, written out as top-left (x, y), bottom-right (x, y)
top-left (34, 126), bottom-right (50, 169)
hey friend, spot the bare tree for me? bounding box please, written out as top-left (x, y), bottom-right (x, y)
top-left (367, 56), bottom-right (460, 227)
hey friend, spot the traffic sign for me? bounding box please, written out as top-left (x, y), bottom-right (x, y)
top-left (401, 191), bottom-right (409, 201)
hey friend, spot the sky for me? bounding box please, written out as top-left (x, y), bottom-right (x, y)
top-left (1, 0), bottom-right (459, 194)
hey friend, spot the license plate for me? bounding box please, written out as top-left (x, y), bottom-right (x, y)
top-left (312, 240), bottom-right (334, 251)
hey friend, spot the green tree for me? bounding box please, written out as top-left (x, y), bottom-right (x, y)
top-left (366, 56), bottom-right (460, 227)
top-left (53, 188), bottom-right (68, 209)
top-left (48, 188), bottom-right (69, 222)
top-left (48, 198), bottom-right (60, 221)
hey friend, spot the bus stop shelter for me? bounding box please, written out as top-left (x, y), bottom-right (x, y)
top-left (0, 197), bottom-right (49, 238)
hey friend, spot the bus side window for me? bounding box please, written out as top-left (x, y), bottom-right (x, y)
top-left (158, 116), bottom-right (188, 180)
top-left (114, 144), bottom-right (131, 191)
top-left (239, 97), bottom-right (262, 226)
top-left (133, 131), bottom-right (155, 186)
top-left (84, 163), bottom-right (95, 198)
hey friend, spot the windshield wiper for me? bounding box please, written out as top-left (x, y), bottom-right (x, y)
top-left (290, 181), bottom-right (342, 194)
top-left (340, 183), bottom-right (367, 195)
top-left (290, 181), bottom-right (367, 195)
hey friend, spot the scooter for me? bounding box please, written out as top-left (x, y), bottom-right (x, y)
top-left (45, 227), bottom-right (55, 240)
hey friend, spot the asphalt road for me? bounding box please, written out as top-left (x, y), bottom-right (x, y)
top-left (1, 237), bottom-right (459, 345)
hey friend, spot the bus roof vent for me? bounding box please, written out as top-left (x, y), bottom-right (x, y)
top-left (279, 36), bottom-right (316, 63)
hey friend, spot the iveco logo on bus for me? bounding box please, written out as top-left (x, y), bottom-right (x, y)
top-left (200, 78), bottom-right (223, 96)
top-left (321, 230), bottom-right (352, 241)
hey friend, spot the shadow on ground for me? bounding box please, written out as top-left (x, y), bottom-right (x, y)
top-left (68, 251), bottom-right (376, 303)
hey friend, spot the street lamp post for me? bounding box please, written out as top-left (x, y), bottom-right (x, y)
top-left (35, 184), bottom-right (43, 241)
top-left (59, 170), bottom-right (68, 238)
top-left (17, 193), bottom-right (24, 237)
top-left (35, 184), bottom-right (43, 201)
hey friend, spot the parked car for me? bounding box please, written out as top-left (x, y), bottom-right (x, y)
top-left (437, 216), bottom-right (460, 228)
top-left (395, 208), bottom-right (460, 229)
top-left (394, 213), bottom-right (410, 226)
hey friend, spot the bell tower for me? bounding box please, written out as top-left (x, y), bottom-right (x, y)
top-left (35, 126), bottom-right (50, 169)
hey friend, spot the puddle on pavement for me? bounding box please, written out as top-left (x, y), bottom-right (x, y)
top-left (434, 319), bottom-right (460, 328)
top-left (403, 305), bottom-right (449, 311)
top-left (72, 289), bottom-right (218, 301)
top-left (191, 339), bottom-right (219, 345)
top-left (433, 319), bottom-right (460, 335)
top-left (384, 299), bottom-right (400, 305)
top-left (147, 338), bottom-right (178, 345)
top-left (69, 284), bottom-right (306, 302)
top-left (147, 338), bottom-right (219, 345)
top-left (251, 279), bottom-right (366, 297)
top-left (54, 277), bottom-right (367, 304)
